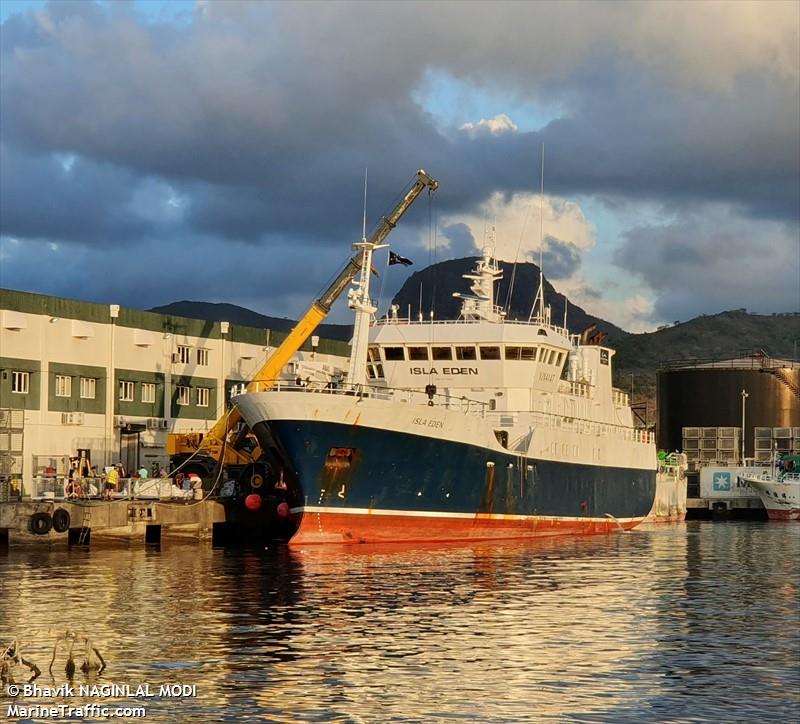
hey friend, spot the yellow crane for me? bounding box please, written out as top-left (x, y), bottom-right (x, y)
top-left (167, 169), bottom-right (439, 484)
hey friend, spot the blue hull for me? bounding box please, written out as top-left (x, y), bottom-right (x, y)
top-left (252, 420), bottom-right (656, 543)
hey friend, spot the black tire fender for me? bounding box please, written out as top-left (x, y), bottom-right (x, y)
top-left (52, 508), bottom-right (71, 533)
top-left (30, 512), bottom-right (53, 535)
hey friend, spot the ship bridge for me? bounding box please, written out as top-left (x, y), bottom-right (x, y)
top-left (366, 249), bottom-right (627, 424)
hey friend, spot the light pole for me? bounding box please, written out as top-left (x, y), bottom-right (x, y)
top-left (740, 388), bottom-right (749, 466)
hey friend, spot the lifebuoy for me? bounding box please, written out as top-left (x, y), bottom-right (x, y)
top-left (30, 512), bottom-right (53, 535)
top-left (250, 473), bottom-right (264, 489)
top-left (52, 508), bottom-right (71, 533)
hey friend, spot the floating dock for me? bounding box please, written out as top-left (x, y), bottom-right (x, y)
top-left (0, 498), bottom-right (227, 547)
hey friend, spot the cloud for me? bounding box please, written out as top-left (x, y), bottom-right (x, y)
top-left (613, 204), bottom-right (800, 322)
top-left (460, 113), bottom-right (518, 136)
top-left (0, 1), bottom-right (796, 327)
top-left (445, 192), bottom-right (596, 263)
top-left (440, 222), bottom-right (478, 257)
top-left (540, 235), bottom-right (582, 279)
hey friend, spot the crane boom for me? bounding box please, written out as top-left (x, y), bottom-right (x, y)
top-left (190, 169), bottom-right (438, 463)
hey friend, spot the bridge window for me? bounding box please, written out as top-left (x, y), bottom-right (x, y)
top-left (383, 347), bottom-right (405, 361)
top-left (432, 346), bottom-right (453, 360)
top-left (456, 346), bottom-right (477, 360)
top-left (506, 346), bottom-right (536, 361)
top-left (408, 346), bottom-right (429, 361)
top-left (479, 346), bottom-right (501, 360)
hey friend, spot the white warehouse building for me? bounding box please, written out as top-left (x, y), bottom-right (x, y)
top-left (0, 288), bottom-right (349, 494)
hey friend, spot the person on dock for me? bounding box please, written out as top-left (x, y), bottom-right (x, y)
top-left (104, 465), bottom-right (119, 499)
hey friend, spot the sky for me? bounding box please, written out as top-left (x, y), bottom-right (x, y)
top-left (0, 0), bottom-right (798, 332)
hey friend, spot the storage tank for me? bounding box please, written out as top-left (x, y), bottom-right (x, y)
top-left (657, 353), bottom-right (800, 459)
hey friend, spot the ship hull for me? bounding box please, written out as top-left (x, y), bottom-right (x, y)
top-left (740, 476), bottom-right (800, 521)
top-left (251, 417), bottom-right (656, 545)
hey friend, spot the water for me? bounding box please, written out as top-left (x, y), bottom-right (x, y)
top-left (1, 521), bottom-right (798, 722)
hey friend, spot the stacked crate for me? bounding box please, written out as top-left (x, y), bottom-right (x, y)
top-left (774, 427), bottom-right (793, 458)
top-left (716, 427), bottom-right (741, 465)
top-left (754, 427), bottom-right (773, 462)
top-left (700, 427), bottom-right (719, 463)
top-left (753, 427), bottom-right (800, 462)
top-left (681, 426), bottom-right (741, 467)
top-left (681, 427), bottom-right (700, 469)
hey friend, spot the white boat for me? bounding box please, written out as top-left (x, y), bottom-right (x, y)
top-left (233, 238), bottom-right (671, 545)
top-left (740, 469), bottom-right (800, 520)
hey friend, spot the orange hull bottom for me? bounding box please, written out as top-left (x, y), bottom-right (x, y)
top-left (289, 511), bottom-right (644, 546)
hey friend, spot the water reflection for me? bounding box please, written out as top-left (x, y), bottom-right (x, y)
top-left (1, 523), bottom-right (798, 721)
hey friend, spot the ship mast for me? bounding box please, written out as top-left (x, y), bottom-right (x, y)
top-left (347, 239), bottom-right (385, 388)
top-left (530, 144), bottom-right (547, 324)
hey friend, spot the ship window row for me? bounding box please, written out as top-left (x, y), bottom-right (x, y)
top-left (378, 345), bottom-right (566, 366)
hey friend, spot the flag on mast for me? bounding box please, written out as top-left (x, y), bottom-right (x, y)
top-left (389, 251), bottom-right (413, 267)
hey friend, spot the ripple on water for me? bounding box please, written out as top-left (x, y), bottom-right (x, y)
top-left (0, 522), bottom-right (798, 722)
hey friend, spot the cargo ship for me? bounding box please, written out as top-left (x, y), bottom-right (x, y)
top-left (234, 237), bottom-right (662, 544)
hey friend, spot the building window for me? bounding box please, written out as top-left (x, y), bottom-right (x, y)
top-left (197, 348), bottom-right (209, 366)
top-left (177, 385), bottom-right (190, 406)
top-left (479, 346), bottom-right (501, 360)
top-left (177, 345), bottom-right (191, 364)
top-left (455, 346), bottom-right (477, 361)
top-left (141, 382), bottom-right (156, 404)
top-left (119, 380), bottom-right (135, 401)
top-left (11, 371), bottom-right (29, 394)
top-left (197, 387), bottom-right (210, 407)
top-left (55, 374), bottom-right (72, 397)
top-left (408, 346), bottom-right (429, 361)
top-left (432, 346), bottom-right (453, 361)
top-left (80, 377), bottom-right (96, 399)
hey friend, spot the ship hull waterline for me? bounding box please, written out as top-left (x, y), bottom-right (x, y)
top-left (251, 419), bottom-right (657, 546)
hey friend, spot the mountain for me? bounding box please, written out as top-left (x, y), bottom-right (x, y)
top-left (148, 301), bottom-right (352, 341)
top-left (390, 257), bottom-right (627, 340)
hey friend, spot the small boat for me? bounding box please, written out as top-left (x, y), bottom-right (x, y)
top-left (740, 455), bottom-right (800, 520)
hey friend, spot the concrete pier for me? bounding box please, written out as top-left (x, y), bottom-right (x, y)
top-left (0, 499), bottom-right (227, 547)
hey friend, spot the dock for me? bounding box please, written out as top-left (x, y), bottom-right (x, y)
top-left (0, 498), bottom-right (228, 547)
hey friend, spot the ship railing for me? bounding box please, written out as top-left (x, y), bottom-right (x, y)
top-left (569, 381), bottom-right (593, 399)
top-left (264, 380), bottom-right (490, 415)
top-left (373, 316), bottom-right (570, 336)
top-left (611, 389), bottom-right (630, 406)
top-left (484, 410), bottom-right (654, 445)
